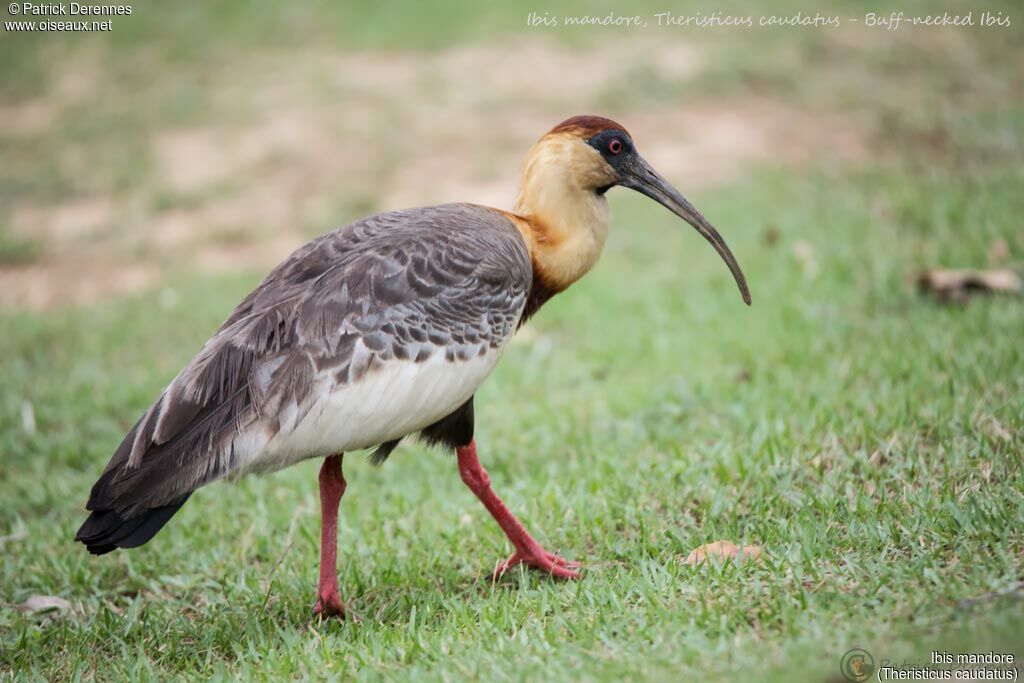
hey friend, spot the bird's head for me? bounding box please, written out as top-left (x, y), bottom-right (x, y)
top-left (516, 115), bottom-right (751, 305)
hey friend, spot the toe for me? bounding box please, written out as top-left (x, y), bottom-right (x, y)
top-left (527, 550), bottom-right (582, 579)
top-left (544, 551), bottom-right (581, 569)
top-left (492, 552), bottom-right (523, 580)
top-left (492, 549), bottom-right (583, 580)
top-left (546, 563), bottom-right (582, 580)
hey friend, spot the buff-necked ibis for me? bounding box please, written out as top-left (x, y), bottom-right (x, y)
top-left (76, 115), bottom-right (751, 618)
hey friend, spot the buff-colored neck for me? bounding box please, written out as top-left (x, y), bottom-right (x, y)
top-left (508, 135), bottom-right (615, 292)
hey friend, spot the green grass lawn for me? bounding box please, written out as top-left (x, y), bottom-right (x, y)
top-left (3, 2), bottom-right (1023, 681)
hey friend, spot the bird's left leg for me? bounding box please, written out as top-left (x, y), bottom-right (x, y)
top-left (456, 440), bottom-right (580, 580)
top-left (314, 453), bottom-right (352, 618)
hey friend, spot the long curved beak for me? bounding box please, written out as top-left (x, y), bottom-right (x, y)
top-left (620, 155), bottom-right (751, 305)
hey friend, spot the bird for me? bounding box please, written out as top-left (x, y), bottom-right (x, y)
top-left (76, 115), bottom-right (750, 618)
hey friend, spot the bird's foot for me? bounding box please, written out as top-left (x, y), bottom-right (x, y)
top-left (493, 547), bottom-right (581, 580)
top-left (312, 589), bottom-right (358, 621)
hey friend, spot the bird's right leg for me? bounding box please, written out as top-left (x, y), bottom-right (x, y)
top-left (314, 453), bottom-right (352, 618)
top-left (456, 440), bottom-right (580, 580)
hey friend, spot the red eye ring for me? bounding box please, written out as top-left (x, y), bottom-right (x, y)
top-left (608, 138), bottom-right (623, 155)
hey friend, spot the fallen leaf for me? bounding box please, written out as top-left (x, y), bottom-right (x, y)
top-left (978, 415), bottom-right (1013, 443)
top-left (0, 526), bottom-right (27, 547)
top-left (917, 268), bottom-right (1021, 303)
top-left (684, 540), bottom-right (763, 566)
top-left (987, 239), bottom-right (1010, 265)
top-left (20, 595), bottom-right (71, 617)
top-left (792, 241), bottom-right (819, 277)
top-left (793, 241), bottom-right (814, 262)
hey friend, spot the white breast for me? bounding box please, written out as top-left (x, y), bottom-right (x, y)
top-left (240, 345), bottom-right (504, 474)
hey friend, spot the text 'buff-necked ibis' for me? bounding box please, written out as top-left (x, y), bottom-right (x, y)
top-left (76, 115), bottom-right (751, 618)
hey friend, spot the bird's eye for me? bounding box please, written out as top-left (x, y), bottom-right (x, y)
top-left (608, 138), bottom-right (623, 155)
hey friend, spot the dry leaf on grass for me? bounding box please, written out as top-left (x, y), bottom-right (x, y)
top-left (684, 540), bottom-right (763, 565)
top-left (792, 240), bottom-right (819, 277)
top-left (19, 595), bottom-right (72, 618)
top-left (987, 239), bottom-right (1010, 265)
top-left (917, 268), bottom-right (1021, 303)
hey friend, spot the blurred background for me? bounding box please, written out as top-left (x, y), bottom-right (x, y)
top-left (3, 0), bottom-right (1017, 309)
top-left (2, 1), bottom-right (1022, 680)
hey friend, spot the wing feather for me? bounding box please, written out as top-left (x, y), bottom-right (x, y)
top-left (87, 203), bottom-right (531, 514)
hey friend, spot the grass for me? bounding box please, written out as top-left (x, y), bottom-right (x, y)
top-left (2, 1), bottom-right (1024, 681)
top-left (3, 163), bottom-right (1023, 681)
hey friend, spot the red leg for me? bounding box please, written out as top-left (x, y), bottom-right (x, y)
top-left (456, 440), bottom-right (580, 580)
top-left (314, 454), bottom-right (351, 618)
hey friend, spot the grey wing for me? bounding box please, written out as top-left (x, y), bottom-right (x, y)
top-left (85, 203), bottom-right (532, 516)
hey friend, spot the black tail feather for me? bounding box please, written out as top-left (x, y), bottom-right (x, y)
top-left (75, 495), bottom-right (190, 555)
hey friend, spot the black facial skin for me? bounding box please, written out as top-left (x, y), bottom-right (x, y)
top-left (586, 130), bottom-right (634, 193)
